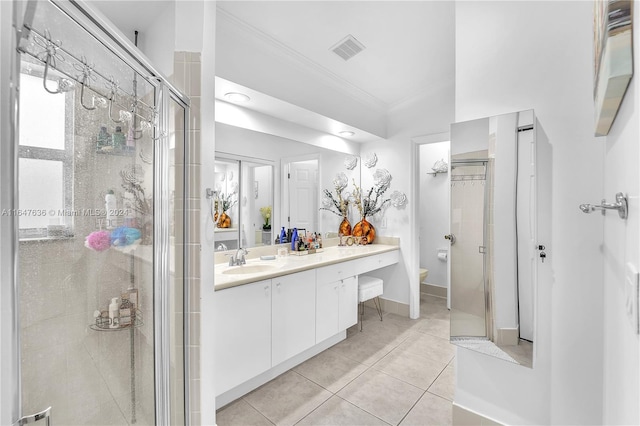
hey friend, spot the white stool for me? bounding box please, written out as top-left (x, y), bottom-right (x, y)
top-left (358, 276), bottom-right (384, 331)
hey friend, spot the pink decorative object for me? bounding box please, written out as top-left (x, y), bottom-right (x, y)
top-left (85, 230), bottom-right (111, 252)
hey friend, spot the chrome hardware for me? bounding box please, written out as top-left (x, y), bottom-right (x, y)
top-left (579, 192), bottom-right (628, 219)
top-left (17, 407), bottom-right (51, 426)
top-left (478, 246), bottom-right (486, 254)
top-left (228, 247), bottom-right (249, 266)
top-left (539, 252), bottom-right (547, 263)
top-left (444, 234), bottom-right (456, 245)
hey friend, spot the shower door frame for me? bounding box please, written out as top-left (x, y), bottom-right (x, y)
top-left (1, 0), bottom-right (193, 424)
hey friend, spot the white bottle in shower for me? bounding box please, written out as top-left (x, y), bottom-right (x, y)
top-left (109, 297), bottom-right (119, 328)
top-left (105, 190), bottom-right (116, 229)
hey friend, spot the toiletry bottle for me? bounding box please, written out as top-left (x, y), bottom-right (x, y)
top-left (112, 126), bottom-right (125, 150)
top-left (109, 297), bottom-right (119, 328)
top-left (119, 294), bottom-right (132, 326)
top-left (105, 190), bottom-right (116, 229)
top-left (317, 233), bottom-right (323, 249)
top-left (291, 228), bottom-right (298, 251)
top-left (126, 126), bottom-right (136, 151)
top-left (279, 227), bottom-right (286, 244)
top-left (97, 125), bottom-right (110, 150)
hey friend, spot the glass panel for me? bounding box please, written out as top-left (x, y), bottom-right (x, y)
top-left (18, 158), bottom-right (63, 231)
top-left (214, 158), bottom-right (240, 250)
top-left (18, 13), bottom-right (157, 424)
top-left (18, 73), bottom-right (65, 149)
top-left (449, 161), bottom-right (488, 338)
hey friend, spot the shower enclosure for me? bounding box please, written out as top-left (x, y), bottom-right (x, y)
top-left (4, 1), bottom-right (191, 424)
top-left (449, 158), bottom-right (491, 340)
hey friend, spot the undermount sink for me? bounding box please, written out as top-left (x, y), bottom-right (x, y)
top-left (222, 263), bottom-right (279, 275)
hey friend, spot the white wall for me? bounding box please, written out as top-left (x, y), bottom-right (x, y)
top-left (455, 1), bottom-right (604, 424)
top-left (418, 142), bottom-right (450, 288)
top-left (602, 3), bottom-right (640, 424)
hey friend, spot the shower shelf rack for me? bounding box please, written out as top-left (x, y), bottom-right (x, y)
top-left (89, 317), bottom-right (143, 332)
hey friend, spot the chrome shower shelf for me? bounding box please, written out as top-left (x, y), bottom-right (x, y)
top-left (90, 316), bottom-right (143, 332)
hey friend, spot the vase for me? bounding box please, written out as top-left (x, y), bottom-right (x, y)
top-left (217, 212), bottom-right (231, 228)
top-left (353, 217), bottom-right (375, 245)
top-left (339, 216), bottom-right (352, 236)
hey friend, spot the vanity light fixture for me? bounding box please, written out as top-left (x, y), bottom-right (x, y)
top-left (339, 130), bottom-right (355, 137)
top-left (224, 92), bottom-right (250, 103)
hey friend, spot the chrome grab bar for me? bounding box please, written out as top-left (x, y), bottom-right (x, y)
top-left (16, 407), bottom-right (51, 426)
top-left (579, 192), bottom-right (628, 219)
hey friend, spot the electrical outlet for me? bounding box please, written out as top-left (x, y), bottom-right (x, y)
top-left (625, 262), bottom-right (639, 334)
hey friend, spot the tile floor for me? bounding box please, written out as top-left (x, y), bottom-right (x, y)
top-left (216, 293), bottom-right (454, 426)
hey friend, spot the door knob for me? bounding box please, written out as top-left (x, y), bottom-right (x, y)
top-left (444, 234), bottom-right (456, 245)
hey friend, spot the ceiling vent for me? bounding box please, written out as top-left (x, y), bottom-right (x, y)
top-left (330, 34), bottom-right (366, 61)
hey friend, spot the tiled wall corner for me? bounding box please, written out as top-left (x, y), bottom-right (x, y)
top-left (173, 51), bottom-right (203, 424)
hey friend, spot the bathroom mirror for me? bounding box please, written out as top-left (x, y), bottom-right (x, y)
top-left (213, 155), bottom-right (274, 250)
top-left (215, 122), bottom-right (361, 248)
top-left (448, 109), bottom-right (549, 368)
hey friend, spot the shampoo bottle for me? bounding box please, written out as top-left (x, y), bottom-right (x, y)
top-left (279, 227), bottom-right (286, 244)
top-left (112, 126), bottom-right (125, 150)
top-left (97, 125), bottom-right (110, 150)
top-left (109, 297), bottom-right (119, 328)
top-left (291, 228), bottom-right (298, 251)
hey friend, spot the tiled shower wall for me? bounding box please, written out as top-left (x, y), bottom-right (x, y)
top-left (171, 51), bottom-right (202, 425)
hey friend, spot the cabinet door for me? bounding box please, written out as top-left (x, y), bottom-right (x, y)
top-left (316, 278), bottom-right (340, 343)
top-left (214, 280), bottom-right (271, 395)
top-left (272, 270), bottom-right (316, 366)
top-left (339, 276), bottom-right (358, 330)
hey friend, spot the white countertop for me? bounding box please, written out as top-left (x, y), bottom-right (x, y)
top-left (214, 244), bottom-right (400, 291)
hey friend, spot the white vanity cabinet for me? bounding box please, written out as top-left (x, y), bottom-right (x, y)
top-left (315, 263), bottom-right (358, 343)
top-left (213, 279), bottom-right (272, 395)
top-left (272, 270), bottom-right (316, 366)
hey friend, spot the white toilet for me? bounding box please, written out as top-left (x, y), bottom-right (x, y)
top-left (419, 268), bottom-right (429, 284)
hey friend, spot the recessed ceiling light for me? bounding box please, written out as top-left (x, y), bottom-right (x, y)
top-left (224, 92), bottom-right (250, 102)
top-left (339, 131), bottom-right (355, 137)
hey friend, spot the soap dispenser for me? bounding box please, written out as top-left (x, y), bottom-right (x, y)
top-left (279, 227), bottom-right (286, 244)
top-left (109, 297), bottom-right (119, 328)
top-left (291, 228), bottom-right (298, 251)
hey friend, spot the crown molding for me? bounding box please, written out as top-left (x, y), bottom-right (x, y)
top-left (217, 7), bottom-right (388, 114)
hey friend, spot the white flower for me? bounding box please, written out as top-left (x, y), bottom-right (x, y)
top-left (373, 168), bottom-right (392, 190)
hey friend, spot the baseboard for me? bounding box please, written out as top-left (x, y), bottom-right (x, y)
top-left (421, 283), bottom-right (447, 298)
top-left (453, 402), bottom-right (503, 425)
top-left (364, 297), bottom-right (410, 317)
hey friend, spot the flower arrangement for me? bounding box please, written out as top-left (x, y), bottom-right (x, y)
top-left (260, 205), bottom-right (272, 229)
top-left (219, 192), bottom-right (237, 213)
top-left (352, 177), bottom-right (391, 219)
top-left (320, 172), bottom-right (350, 217)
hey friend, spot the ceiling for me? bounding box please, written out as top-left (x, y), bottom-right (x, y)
top-left (90, 1), bottom-right (455, 141)
top-left (217, 1), bottom-right (455, 110)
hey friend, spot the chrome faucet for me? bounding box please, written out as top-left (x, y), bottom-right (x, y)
top-left (229, 247), bottom-right (249, 266)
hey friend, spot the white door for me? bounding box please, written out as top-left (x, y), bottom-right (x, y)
top-left (288, 160), bottom-right (318, 232)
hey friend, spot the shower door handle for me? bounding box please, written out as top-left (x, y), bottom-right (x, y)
top-left (15, 407), bottom-right (51, 426)
top-left (478, 246), bottom-right (487, 254)
top-left (444, 234), bottom-right (456, 245)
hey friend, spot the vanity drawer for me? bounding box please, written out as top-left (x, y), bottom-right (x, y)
top-left (316, 261), bottom-right (357, 284)
top-left (354, 250), bottom-right (400, 275)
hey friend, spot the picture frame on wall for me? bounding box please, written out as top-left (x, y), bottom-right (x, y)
top-left (593, 0), bottom-right (633, 136)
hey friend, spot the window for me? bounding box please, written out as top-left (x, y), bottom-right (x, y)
top-left (18, 71), bottom-right (73, 238)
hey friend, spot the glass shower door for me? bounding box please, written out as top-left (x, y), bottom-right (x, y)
top-left (449, 160), bottom-right (489, 339)
top-left (13, 1), bottom-right (185, 424)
